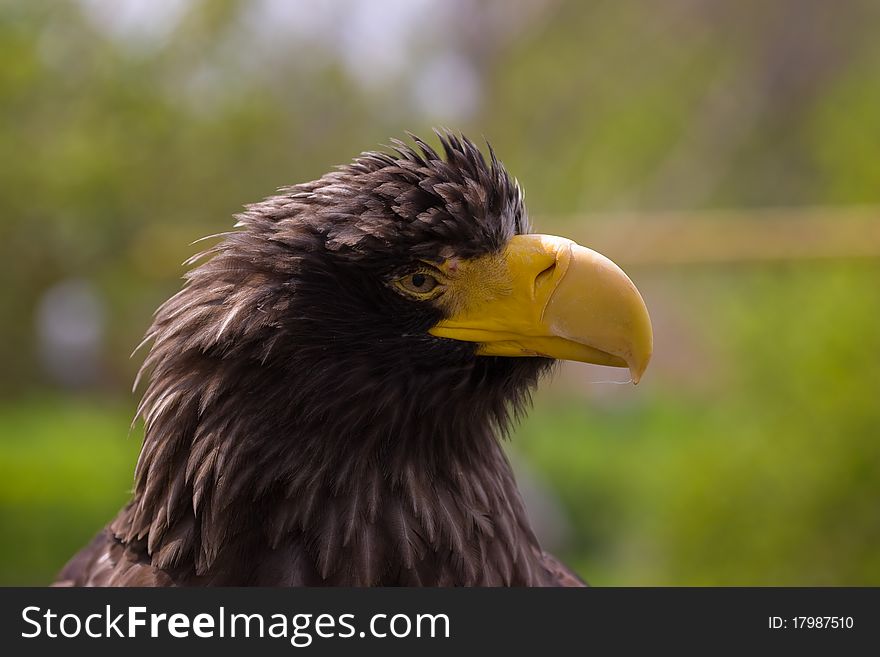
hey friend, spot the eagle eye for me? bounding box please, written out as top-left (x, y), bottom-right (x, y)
top-left (395, 271), bottom-right (441, 298)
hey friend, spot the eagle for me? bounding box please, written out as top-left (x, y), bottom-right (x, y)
top-left (55, 132), bottom-right (652, 587)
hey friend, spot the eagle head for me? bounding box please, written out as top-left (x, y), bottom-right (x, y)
top-left (115, 131), bottom-right (652, 585)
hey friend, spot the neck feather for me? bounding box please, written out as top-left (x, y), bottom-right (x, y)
top-left (112, 346), bottom-right (549, 585)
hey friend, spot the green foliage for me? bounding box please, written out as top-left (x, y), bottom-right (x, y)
top-left (0, 397), bottom-right (139, 585)
top-left (516, 264), bottom-right (880, 585)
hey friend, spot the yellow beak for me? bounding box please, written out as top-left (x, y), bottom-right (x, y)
top-left (428, 234), bottom-right (653, 383)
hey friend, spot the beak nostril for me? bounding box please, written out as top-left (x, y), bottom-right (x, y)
top-left (533, 260), bottom-right (557, 295)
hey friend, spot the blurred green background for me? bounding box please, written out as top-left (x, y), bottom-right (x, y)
top-left (2, 0), bottom-right (879, 585)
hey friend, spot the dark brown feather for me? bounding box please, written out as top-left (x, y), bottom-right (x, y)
top-left (56, 131), bottom-right (584, 587)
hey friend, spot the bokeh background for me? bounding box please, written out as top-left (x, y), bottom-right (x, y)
top-left (2, 0), bottom-right (879, 585)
